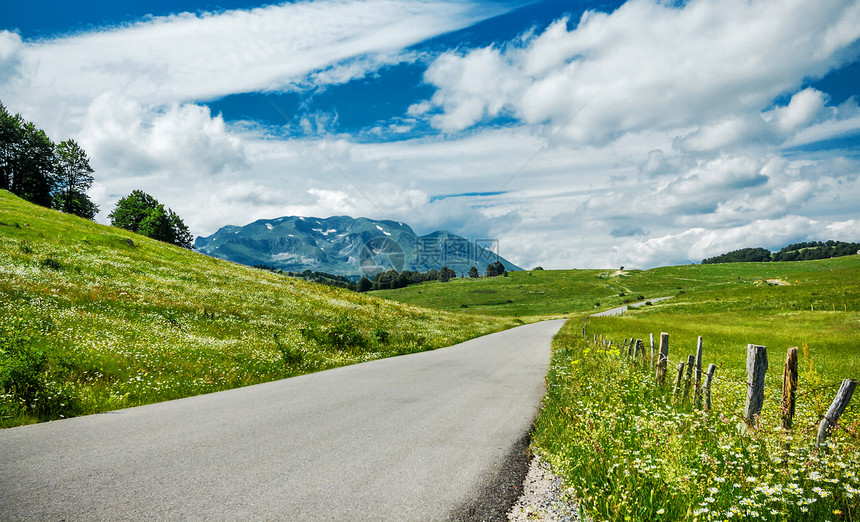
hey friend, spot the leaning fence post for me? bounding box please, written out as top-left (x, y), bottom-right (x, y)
top-left (781, 347), bottom-right (798, 430)
top-left (817, 379), bottom-right (857, 449)
top-left (694, 337), bottom-right (704, 408)
top-left (673, 361), bottom-right (685, 398)
top-left (656, 333), bottom-right (669, 384)
top-left (627, 339), bottom-right (635, 358)
top-left (745, 344), bottom-right (768, 428)
top-left (635, 339), bottom-right (644, 364)
top-left (703, 363), bottom-right (716, 411)
top-left (649, 333), bottom-right (655, 371)
top-left (619, 338), bottom-right (627, 357)
top-left (682, 354), bottom-right (695, 402)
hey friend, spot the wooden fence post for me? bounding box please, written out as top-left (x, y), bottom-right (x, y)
top-left (745, 344), bottom-right (768, 428)
top-left (694, 337), bottom-right (703, 408)
top-left (656, 333), bottom-right (669, 384)
top-left (682, 354), bottom-right (695, 402)
top-left (703, 363), bottom-right (716, 411)
top-left (619, 338), bottom-right (628, 357)
top-left (650, 333), bottom-right (655, 371)
top-left (781, 347), bottom-right (798, 430)
top-left (673, 362), bottom-right (686, 398)
top-left (627, 339), bottom-right (635, 358)
top-left (635, 339), bottom-right (644, 363)
top-left (817, 379), bottom-right (857, 449)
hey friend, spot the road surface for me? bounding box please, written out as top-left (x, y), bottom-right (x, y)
top-left (590, 296), bottom-right (672, 317)
top-left (1, 319), bottom-right (565, 521)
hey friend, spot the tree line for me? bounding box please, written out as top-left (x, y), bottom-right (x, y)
top-left (1, 101), bottom-right (193, 249)
top-left (701, 240), bottom-right (860, 264)
top-left (1, 101), bottom-right (98, 219)
top-left (358, 261), bottom-right (509, 292)
top-left (253, 266), bottom-right (358, 291)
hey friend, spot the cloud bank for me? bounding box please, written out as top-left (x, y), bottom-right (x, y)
top-left (1, 0), bottom-right (859, 270)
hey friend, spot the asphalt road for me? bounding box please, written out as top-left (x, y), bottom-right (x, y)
top-left (590, 296), bottom-right (672, 317)
top-left (1, 319), bottom-right (565, 521)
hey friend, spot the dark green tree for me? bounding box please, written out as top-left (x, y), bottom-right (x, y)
top-left (439, 266), bottom-right (456, 282)
top-left (701, 247), bottom-right (772, 264)
top-left (485, 260), bottom-right (506, 277)
top-left (168, 208), bottom-right (193, 249)
top-left (52, 139), bottom-right (98, 219)
top-left (13, 121), bottom-right (56, 207)
top-left (357, 277), bottom-right (372, 292)
top-left (109, 190), bottom-right (194, 248)
top-left (468, 266), bottom-right (479, 278)
top-left (0, 102), bottom-right (22, 192)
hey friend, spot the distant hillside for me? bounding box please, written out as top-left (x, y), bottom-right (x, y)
top-left (194, 215), bottom-right (523, 277)
top-left (0, 190), bottom-right (516, 427)
top-left (702, 240), bottom-right (860, 264)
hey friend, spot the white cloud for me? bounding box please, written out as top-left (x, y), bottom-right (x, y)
top-left (616, 216), bottom-right (823, 268)
top-left (307, 188), bottom-right (356, 214)
top-left (79, 92), bottom-right (246, 180)
top-left (420, 0), bottom-right (860, 144)
top-left (4, 1), bottom-right (500, 108)
top-left (0, 30), bottom-right (22, 85)
top-left (767, 88), bottom-right (829, 134)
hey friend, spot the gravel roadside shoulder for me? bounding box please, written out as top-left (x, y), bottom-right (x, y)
top-left (507, 453), bottom-right (587, 522)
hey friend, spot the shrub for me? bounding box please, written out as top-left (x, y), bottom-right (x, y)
top-left (40, 257), bottom-right (61, 270)
top-left (373, 329), bottom-right (390, 344)
top-left (0, 328), bottom-right (46, 411)
top-left (273, 333), bottom-right (303, 367)
top-left (300, 318), bottom-right (369, 352)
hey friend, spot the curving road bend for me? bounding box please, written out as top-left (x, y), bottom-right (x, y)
top-left (590, 296), bottom-right (672, 317)
top-left (1, 319), bottom-right (565, 521)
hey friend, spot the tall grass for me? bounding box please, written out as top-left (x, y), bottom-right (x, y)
top-left (530, 255), bottom-right (860, 520)
top-left (534, 322), bottom-right (860, 521)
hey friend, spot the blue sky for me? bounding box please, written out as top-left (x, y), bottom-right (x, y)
top-left (1, 0), bottom-right (859, 268)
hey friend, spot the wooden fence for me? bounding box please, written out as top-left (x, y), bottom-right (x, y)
top-left (582, 324), bottom-right (857, 449)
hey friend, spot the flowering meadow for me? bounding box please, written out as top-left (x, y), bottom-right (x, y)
top-left (0, 191), bottom-right (518, 427)
top-left (533, 258), bottom-right (860, 521)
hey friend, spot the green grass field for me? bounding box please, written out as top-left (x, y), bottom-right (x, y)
top-left (0, 191), bottom-right (518, 427)
top-left (370, 259), bottom-right (860, 319)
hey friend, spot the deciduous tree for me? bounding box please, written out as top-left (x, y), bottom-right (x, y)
top-left (109, 190), bottom-right (194, 249)
top-left (53, 139), bottom-right (98, 219)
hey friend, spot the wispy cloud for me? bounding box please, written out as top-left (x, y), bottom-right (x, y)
top-left (2, 0), bottom-right (508, 128)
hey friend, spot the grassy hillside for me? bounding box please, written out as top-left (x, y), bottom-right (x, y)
top-left (535, 260), bottom-right (860, 520)
top-left (582, 255), bottom-right (860, 374)
top-left (371, 258), bottom-right (860, 319)
top-left (0, 191), bottom-right (518, 427)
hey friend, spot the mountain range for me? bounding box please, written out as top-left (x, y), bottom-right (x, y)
top-left (194, 215), bottom-right (523, 277)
